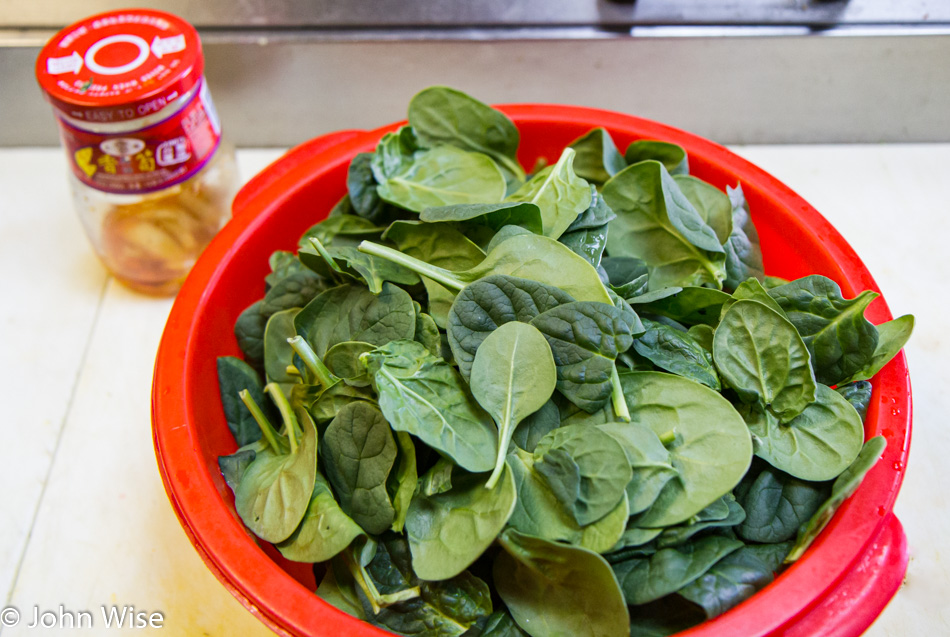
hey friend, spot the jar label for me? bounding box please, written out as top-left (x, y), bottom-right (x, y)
top-left (57, 81), bottom-right (220, 194)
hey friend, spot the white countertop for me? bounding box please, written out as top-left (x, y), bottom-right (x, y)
top-left (0, 145), bottom-right (946, 636)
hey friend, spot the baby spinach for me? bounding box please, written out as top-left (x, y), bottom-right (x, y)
top-left (569, 127), bottom-right (627, 184)
top-left (494, 529), bottom-right (630, 637)
top-left (406, 466), bottom-right (516, 581)
top-left (619, 372), bottom-right (752, 528)
top-left (447, 274), bottom-right (574, 381)
top-left (736, 464), bottom-right (829, 544)
top-left (530, 300), bottom-right (641, 414)
top-left (469, 322), bottom-right (557, 488)
top-left (408, 86), bottom-right (525, 187)
top-left (360, 232), bottom-right (613, 305)
top-left (713, 299), bottom-right (817, 422)
top-left (276, 473), bottom-right (363, 563)
top-left (234, 385), bottom-right (317, 544)
top-left (786, 436), bottom-right (887, 562)
top-left (612, 535), bottom-right (743, 605)
top-left (321, 401), bottom-right (398, 535)
top-left (739, 384), bottom-right (864, 482)
top-left (363, 340), bottom-right (498, 473)
top-left (632, 317), bottom-right (720, 390)
top-left (506, 148), bottom-right (592, 239)
top-left (836, 380), bottom-right (873, 421)
top-left (214, 87), bottom-right (914, 637)
top-left (420, 201), bottom-right (543, 235)
top-left (842, 314), bottom-right (915, 383)
top-left (294, 282), bottom-right (416, 359)
top-left (533, 424), bottom-right (633, 526)
top-left (625, 140), bottom-right (689, 175)
top-left (677, 546), bottom-right (775, 619)
top-left (216, 356), bottom-right (269, 446)
top-left (722, 184), bottom-right (765, 289)
top-left (768, 275), bottom-right (880, 386)
top-left (603, 160), bottom-right (726, 290)
top-left (377, 145), bottom-right (507, 213)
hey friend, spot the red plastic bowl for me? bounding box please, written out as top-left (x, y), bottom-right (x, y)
top-left (152, 105), bottom-right (912, 637)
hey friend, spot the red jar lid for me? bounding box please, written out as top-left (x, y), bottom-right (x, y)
top-left (36, 9), bottom-right (203, 125)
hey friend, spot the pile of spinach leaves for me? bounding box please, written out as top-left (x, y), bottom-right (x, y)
top-left (215, 86), bottom-right (913, 637)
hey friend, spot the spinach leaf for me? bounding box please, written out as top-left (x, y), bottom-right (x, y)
top-left (633, 317), bottom-right (721, 390)
top-left (480, 610), bottom-right (530, 637)
top-left (505, 148), bottom-right (592, 239)
top-left (674, 174), bottom-right (732, 244)
top-left (628, 286), bottom-right (731, 327)
top-left (413, 306), bottom-right (442, 358)
top-left (217, 356), bottom-right (272, 446)
top-left (739, 384), bottom-right (864, 481)
top-left (321, 401), bottom-right (398, 535)
top-left (326, 245), bottom-right (421, 294)
top-left (363, 340), bottom-right (498, 473)
top-left (324, 341), bottom-right (375, 387)
top-left (309, 382), bottom-right (376, 425)
top-left (360, 233), bottom-right (613, 305)
top-left (611, 535), bottom-right (743, 605)
top-left (529, 301), bottom-right (641, 413)
top-left (713, 299), bottom-right (817, 422)
top-left (506, 452), bottom-right (628, 554)
top-left (347, 152), bottom-right (388, 222)
top-left (836, 380), bottom-right (873, 421)
top-left (294, 282), bottom-right (416, 358)
top-left (735, 465), bottom-right (829, 543)
top-left (533, 425), bottom-right (633, 526)
top-left (494, 529), bottom-right (630, 637)
top-left (316, 558), bottom-right (366, 620)
top-left (390, 431), bottom-right (418, 534)
top-left (720, 276), bottom-right (787, 319)
top-left (298, 213), bottom-right (383, 251)
top-left (768, 275), bottom-right (880, 386)
top-left (601, 255), bottom-right (648, 287)
top-left (384, 220), bottom-right (486, 328)
top-left (371, 126), bottom-right (420, 183)
top-left (655, 495), bottom-right (746, 548)
top-left (447, 275), bottom-right (574, 381)
top-left (786, 436), bottom-right (887, 563)
top-left (470, 322), bottom-right (557, 488)
top-left (628, 596), bottom-right (706, 637)
top-left (619, 372), bottom-right (752, 528)
top-left (359, 536), bottom-right (493, 636)
top-left (406, 465), bottom-right (516, 581)
top-left (604, 161), bottom-right (726, 289)
top-left (408, 86), bottom-right (525, 187)
top-left (722, 184), bottom-right (765, 290)
top-left (420, 201), bottom-right (543, 235)
top-left (511, 399), bottom-right (560, 453)
top-left (261, 268), bottom-right (325, 316)
top-left (677, 546), bottom-right (775, 619)
top-left (558, 223), bottom-right (608, 270)
top-left (218, 445), bottom-right (259, 494)
top-left (596, 422), bottom-right (678, 516)
top-left (625, 140), bottom-right (689, 175)
top-left (234, 387), bottom-right (318, 543)
top-left (377, 145), bottom-right (507, 213)
top-left (263, 308), bottom-right (301, 389)
top-left (567, 186), bottom-right (618, 232)
top-left (276, 473), bottom-right (363, 562)
top-left (568, 127), bottom-right (626, 184)
top-left (841, 314), bottom-right (914, 383)
top-left (234, 300), bottom-right (267, 366)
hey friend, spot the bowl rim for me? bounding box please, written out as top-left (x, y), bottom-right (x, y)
top-left (152, 103), bottom-right (912, 637)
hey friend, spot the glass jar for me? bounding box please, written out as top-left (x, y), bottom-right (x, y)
top-left (36, 9), bottom-right (239, 296)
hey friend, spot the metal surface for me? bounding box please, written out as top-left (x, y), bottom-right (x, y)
top-left (1, 0), bottom-right (947, 27)
top-left (4, 27), bottom-right (949, 147)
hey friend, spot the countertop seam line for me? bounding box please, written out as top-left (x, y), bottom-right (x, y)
top-left (0, 275), bottom-right (112, 624)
